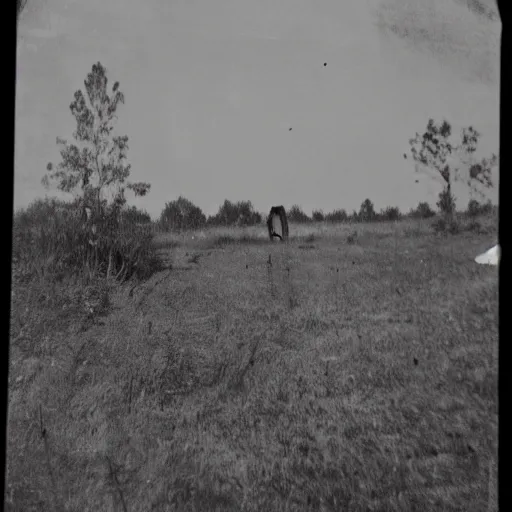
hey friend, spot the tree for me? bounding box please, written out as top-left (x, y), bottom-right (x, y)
top-left (467, 198), bottom-right (493, 218)
top-left (159, 196), bottom-right (206, 231)
top-left (358, 198), bottom-right (376, 222)
top-left (121, 206), bottom-right (152, 225)
top-left (408, 119), bottom-right (497, 219)
top-left (42, 62), bottom-right (150, 226)
top-left (207, 200), bottom-right (261, 227)
top-left (436, 188), bottom-right (456, 217)
top-left (409, 201), bottom-right (435, 219)
top-left (467, 154), bottom-right (498, 200)
top-left (288, 205), bottom-right (311, 223)
top-left (312, 209), bottom-right (325, 222)
top-left (325, 209), bottom-right (348, 223)
top-left (379, 206), bottom-right (401, 221)
top-left (234, 200), bottom-right (261, 226)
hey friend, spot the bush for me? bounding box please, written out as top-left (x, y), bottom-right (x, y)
top-left (409, 202), bottom-right (436, 219)
top-left (159, 196), bottom-right (206, 231)
top-left (379, 206), bottom-right (401, 221)
top-left (121, 206), bottom-right (152, 226)
top-left (436, 188), bottom-right (456, 217)
top-left (358, 199), bottom-right (376, 222)
top-left (13, 198), bottom-right (163, 284)
top-left (312, 209), bottom-right (325, 222)
top-left (207, 200), bottom-right (261, 227)
top-left (325, 209), bottom-right (348, 223)
top-left (288, 205), bottom-right (311, 223)
top-left (432, 217), bottom-right (460, 235)
top-left (466, 220), bottom-right (482, 233)
top-left (467, 199), bottom-right (494, 218)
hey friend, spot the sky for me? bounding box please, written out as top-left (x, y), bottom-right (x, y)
top-left (15, 0), bottom-right (500, 219)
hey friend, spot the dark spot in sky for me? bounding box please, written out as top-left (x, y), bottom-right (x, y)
top-left (403, 153), bottom-right (407, 159)
top-left (289, 127), bottom-right (292, 131)
top-left (415, 180), bottom-right (419, 183)
top-left (324, 62), bottom-right (327, 66)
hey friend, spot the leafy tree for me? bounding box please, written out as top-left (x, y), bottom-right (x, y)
top-left (160, 196), bottom-right (206, 231)
top-left (358, 198), bottom-right (376, 222)
top-left (409, 201), bottom-right (436, 219)
top-left (408, 118), bottom-right (497, 218)
top-left (467, 154), bottom-right (498, 200)
top-left (288, 205), bottom-right (311, 223)
top-left (379, 206), bottom-right (401, 221)
top-left (234, 200), bottom-right (261, 226)
top-left (42, 62), bottom-right (150, 226)
top-left (325, 209), bottom-right (348, 223)
top-left (208, 199), bottom-right (260, 226)
top-left (436, 188), bottom-right (456, 217)
top-left (121, 206), bottom-right (152, 225)
top-left (466, 198), bottom-right (494, 218)
top-left (312, 209), bottom-right (325, 222)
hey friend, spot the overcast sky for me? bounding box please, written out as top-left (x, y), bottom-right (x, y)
top-left (15, 0), bottom-right (500, 218)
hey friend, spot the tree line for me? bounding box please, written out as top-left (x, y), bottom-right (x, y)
top-left (154, 195), bottom-right (495, 231)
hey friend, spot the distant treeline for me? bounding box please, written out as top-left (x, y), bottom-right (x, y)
top-left (15, 195), bottom-right (495, 234)
top-left (153, 196), bottom-right (496, 231)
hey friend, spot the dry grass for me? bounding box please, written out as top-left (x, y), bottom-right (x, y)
top-left (8, 215), bottom-right (498, 511)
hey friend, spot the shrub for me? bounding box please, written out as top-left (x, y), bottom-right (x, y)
top-left (288, 205), bottom-right (311, 223)
top-left (358, 199), bottom-right (376, 222)
top-left (409, 202), bottom-right (436, 219)
top-left (312, 209), bottom-right (325, 222)
top-left (325, 209), bottom-right (348, 223)
top-left (432, 217), bottom-right (460, 235)
top-left (379, 206), bottom-right (401, 221)
top-left (467, 220), bottom-right (482, 233)
top-left (436, 188), bottom-right (456, 217)
top-left (13, 198), bottom-right (163, 284)
top-left (159, 196), bottom-right (206, 231)
top-left (208, 200), bottom-right (261, 227)
top-left (467, 199), bottom-right (494, 218)
top-left (121, 206), bottom-right (152, 226)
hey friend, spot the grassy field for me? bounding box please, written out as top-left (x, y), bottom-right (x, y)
top-left (8, 216), bottom-right (498, 511)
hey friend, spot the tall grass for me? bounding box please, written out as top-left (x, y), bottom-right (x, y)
top-left (12, 199), bottom-right (163, 285)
